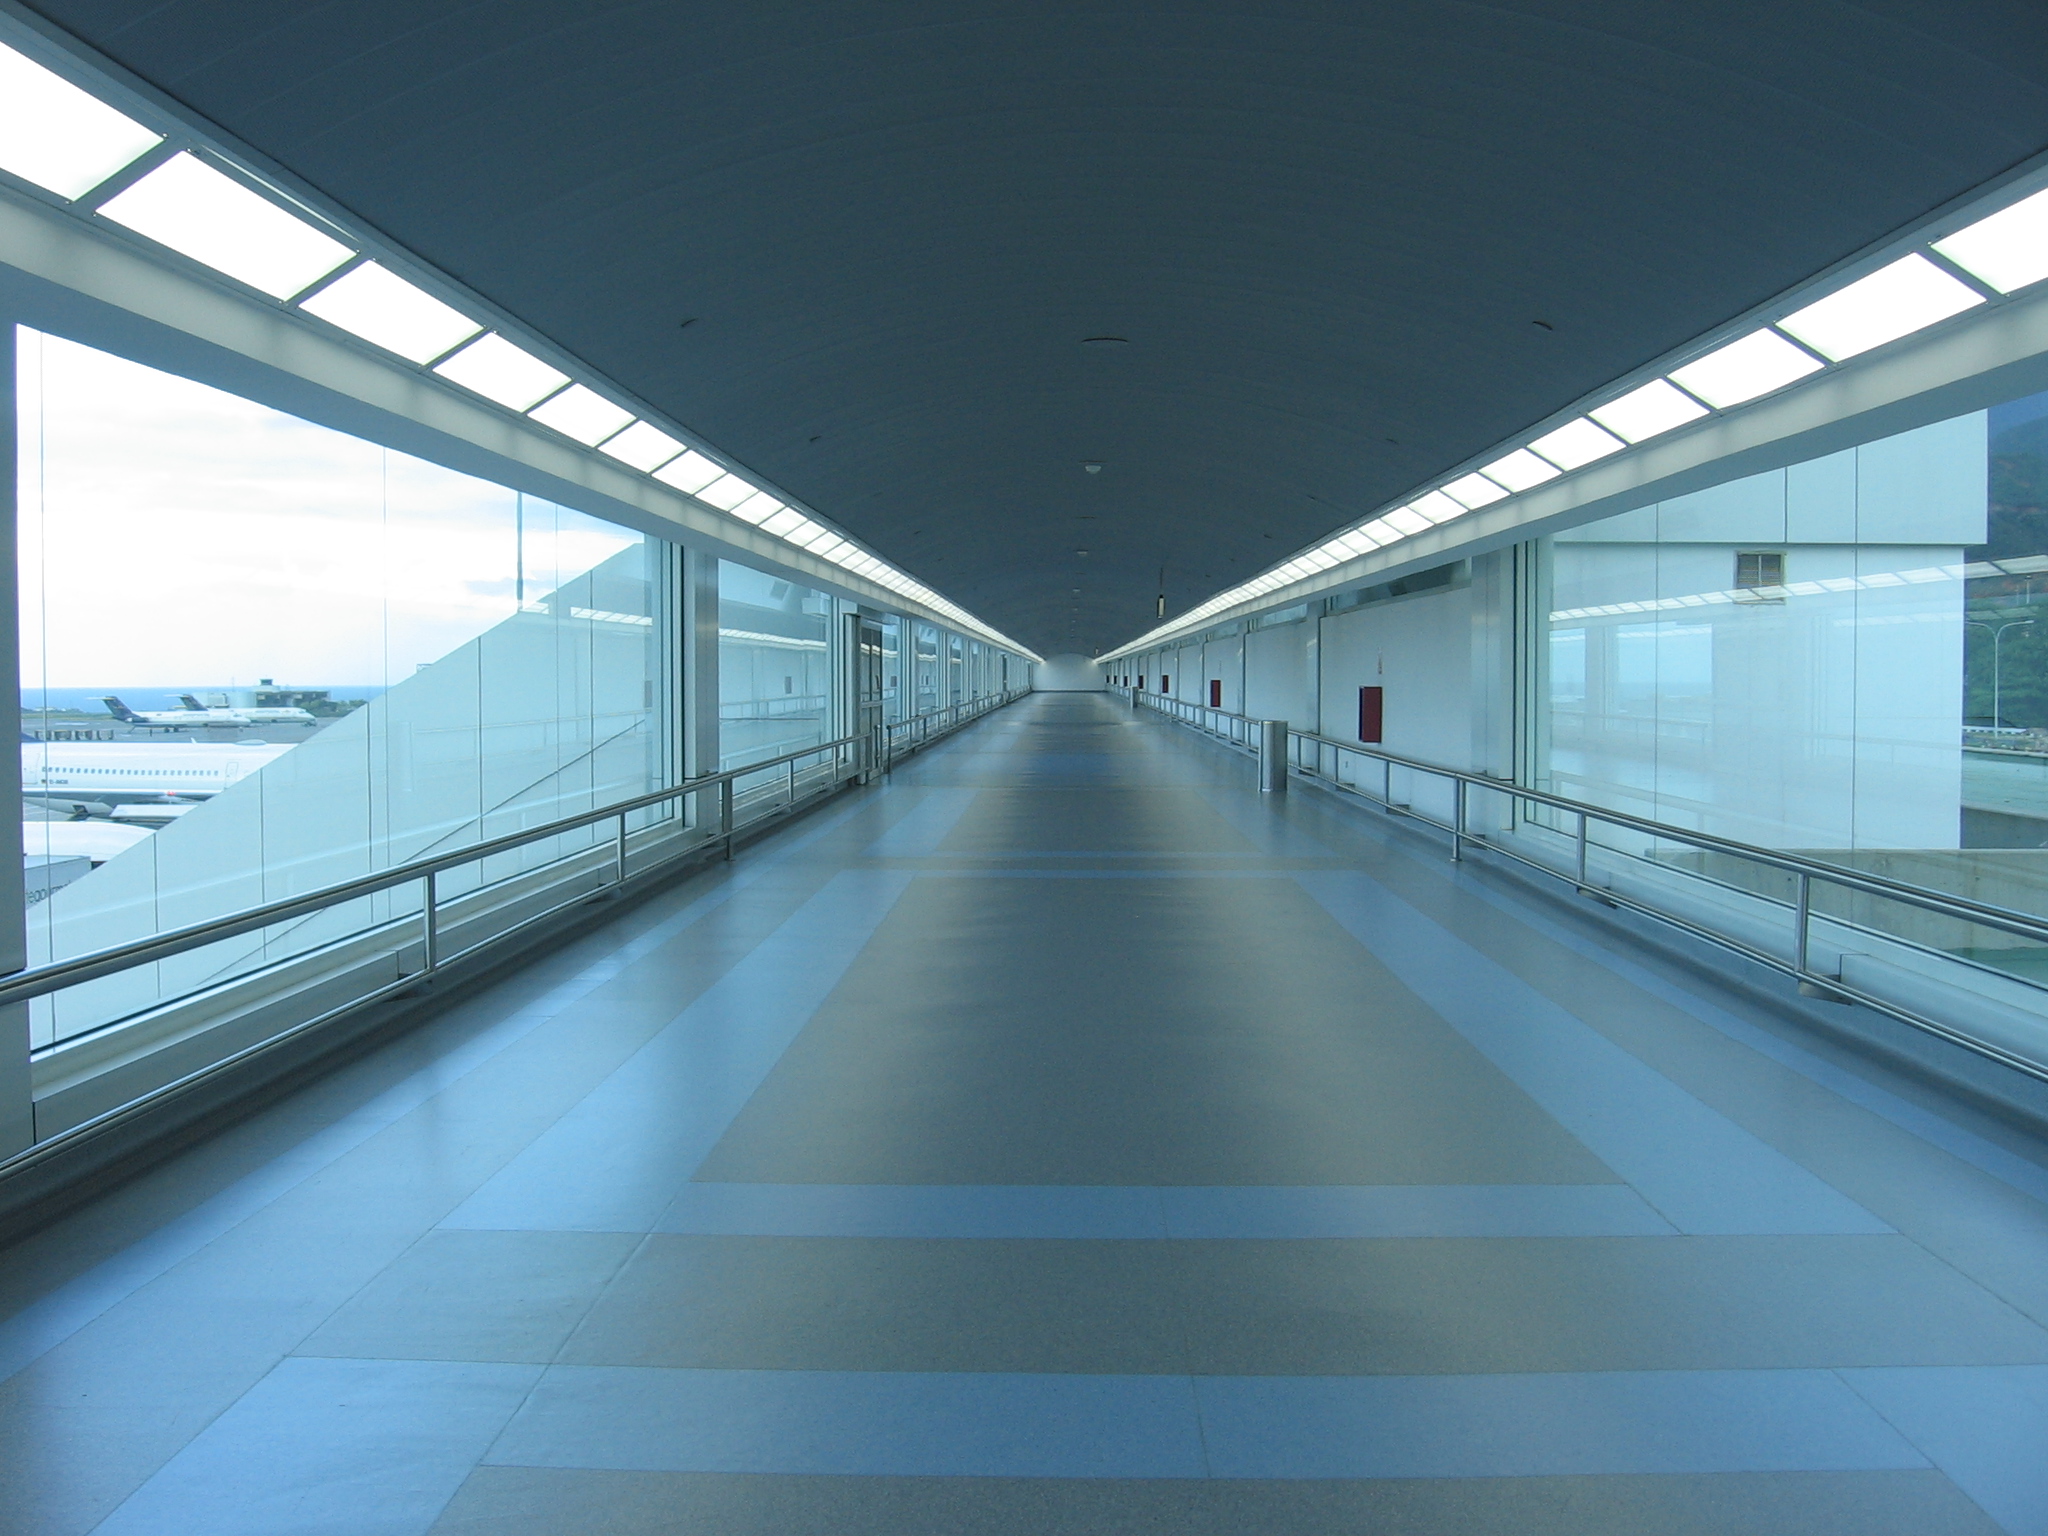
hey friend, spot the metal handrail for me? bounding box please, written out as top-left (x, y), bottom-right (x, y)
top-left (1126, 687), bottom-right (2048, 948)
top-left (1124, 686), bottom-right (2048, 1082)
top-left (5, 689), bottom-right (1027, 1015)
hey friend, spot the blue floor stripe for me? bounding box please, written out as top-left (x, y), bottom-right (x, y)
top-left (1296, 871), bottom-right (1890, 1237)
top-left (862, 788), bottom-right (980, 857)
top-left (655, 1181), bottom-right (1677, 1238)
top-left (488, 1366), bottom-right (1206, 1479)
top-left (93, 1358), bottom-right (541, 1536)
top-left (443, 869), bottom-right (914, 1234)
top-left (1460, 871), bottom-right (2048, 1211)
top-left (1841, 1365), bottom-right (2048, 1535)
top-left (483, 1365), bottom-right (1925, 1481)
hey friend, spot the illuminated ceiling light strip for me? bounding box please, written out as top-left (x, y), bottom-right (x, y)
top-left (1527, 417), bottom-right (1626, 470)
top-left (1776, 253), bottom-right (1984, 361)
top-left (1934, 186), bottom-right (2048, 294)
top-left (0, 39), bottom-right (162, 199)
top-left (298, 260), bottom-right (483, 365)
top-left (1478, 448), bottom-right (1561, 492)
top-left (599, 420), bottom-right (686, 472)
top-left (1666, 328), bottom-right (1822, 408)
top-left (1588, 378), bottom-right (1708, 443)
top-left (98, 151), bottom-right (353, 299)
top-left (433, 332), bottom-right (569, 410)
top-left (1409, 492), bottom-right (1466, 525)
top-left (1441, 473), bottom-right (1507, 510)
top-left (527, 383), bottom-right (634, 446)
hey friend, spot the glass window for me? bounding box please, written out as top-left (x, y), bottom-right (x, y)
top-left (913, 623), bottom-right (941, 715)
top-left (879, 614), bottom-right (904, 723)
top-left (17, 327), bottom-right (669, 1048)
top-left (1541, 411), bottom-right (1980, 850)
top-left (717, 561), bottom-right (830, 772)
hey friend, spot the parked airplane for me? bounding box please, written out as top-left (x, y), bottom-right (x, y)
top-left (180, 694), bottom-right (317, 726)
top-left (22, 736), bottom-right (293, 807)
top-left (101, 695), bottom-right (251, 729)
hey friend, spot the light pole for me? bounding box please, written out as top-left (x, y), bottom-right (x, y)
top-left (1968, 618), bottom-right (2035, 727)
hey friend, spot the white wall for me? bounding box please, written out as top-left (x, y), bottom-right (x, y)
top-left (1319, 585), bottom-right (1475, 821)
top-left (1244, 621), bottom-right (1314, 726)
top-left (1035, 653), bottom-right (1101, 691)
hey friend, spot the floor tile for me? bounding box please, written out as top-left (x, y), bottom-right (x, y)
top-left (91, 1356), bottom-right (541, 1536)
top-left (295, 1231), bottom-right (642, 1363)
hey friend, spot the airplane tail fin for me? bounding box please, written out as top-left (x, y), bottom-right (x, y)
top-left (101, 696), bottom-right (140, 721)
top-left (179, 694), bottom-right (206, 711)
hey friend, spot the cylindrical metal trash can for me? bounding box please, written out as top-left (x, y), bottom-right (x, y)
top-left (1258, 719), bottom-right (1288, 794)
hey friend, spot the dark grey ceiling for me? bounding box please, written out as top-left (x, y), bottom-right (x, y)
top-left (27, 0), bottom-right (2048, 654)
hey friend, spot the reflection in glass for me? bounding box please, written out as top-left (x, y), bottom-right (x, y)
top-left (17, 327), bottom-right (667, 1046)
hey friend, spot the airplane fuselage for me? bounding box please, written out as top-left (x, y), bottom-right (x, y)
top-left (22, 740), bottom-right (293, 805)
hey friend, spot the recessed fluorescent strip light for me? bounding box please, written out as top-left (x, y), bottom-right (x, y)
top-left (527, 384), bottom-right (633, 445)
top-left (298, 261), bottom-right (482, 364)
top-left (1410, 491), bottom-right (1466, 525)
top-left (1776, 253), bottom-right (1983, 361)
top-left (1442, 473), bottom-right (1508, 510)
top-left (1588, 379), bottom-right (1707, 443)
top-left (1667, 329), bottom-right (1822, 408)
top-left (651, 450), bottom-right (727, 495)
top-left (1527, 417), bottom-right (1626, 470)
top-left (694, 475), bottom-right (760, 511)
top-left (1383, 507), bottom-right (1433, 537)
top-left (432, 333), bottom-right (569, 410)
top-left (99, 151), bottom-right (352, 299)
top-left (0, 40), bottom-right (162, 199)
top-left (727, 491), bottom-right (784, 524)
top-left (1478, 449), bottom-right (1560, 493)
top-left (598, 421), bottom-right (685, 472)
top-left (1934, 187), bottom-right (2048, 294)
top-left (759, 508), bottom-right (805, 538)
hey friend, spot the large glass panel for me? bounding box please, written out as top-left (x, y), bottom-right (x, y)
top-left (1533, 405), bottom-right (2048, 1007)
top-left (879, 614), bottom-right (904, 722)
top-left (1542, 413), bottom-right (1978, 849)
top-left (913, 623), bottom-right (941, 715)
top-left (717, 561), bottom-right (830, 772)
top-left (17, 327), bottom-right (669, 1048)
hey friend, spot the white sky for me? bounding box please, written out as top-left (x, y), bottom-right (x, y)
top-left (17, 328), bottom-right (641, 688)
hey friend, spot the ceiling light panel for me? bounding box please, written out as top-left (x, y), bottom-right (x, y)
top-left (1478, 449), bottom-right (1561, 493)
top-left (1443, 472), bottom-right (1508, 509)
top-left (1934, 187), bottom-right (2048, 294)
top-left (1410, 492), bottom-right (1467, 525)
top-left (1589, 379), bottom-right (1709, 443)
top-left (99, 152), bottom-right (352, 299)
top-left (694, 475), bottom-right (760, 511)
top-left (1667, 329), bottom-right (1823, 409)
top-left (759, 508), bottom-right (805, 538)
top-left (598, 420), bottom-right (685, 472)
top-left (432, 333), bottom-right (569, 410)
top-left (1384, 507), bottom-right (1433, 537)
top-left (298, 261), bottom-right (481, 364)
top-left (527, 384), bottom-right (633, 445)
top-left (651, 450), bottom-right (727, 495)
top-left (727, 491), bottom-right (784, 524)
top-left (1527, 417), bottom-right (1627, 470)
top-left (1776, 254), bottom-right (1984, 361)
top-left (0, 40), bottom-right (161, 199)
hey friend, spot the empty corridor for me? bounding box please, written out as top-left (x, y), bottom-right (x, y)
top-left (6, 692), bottom-right (2048, 1534)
